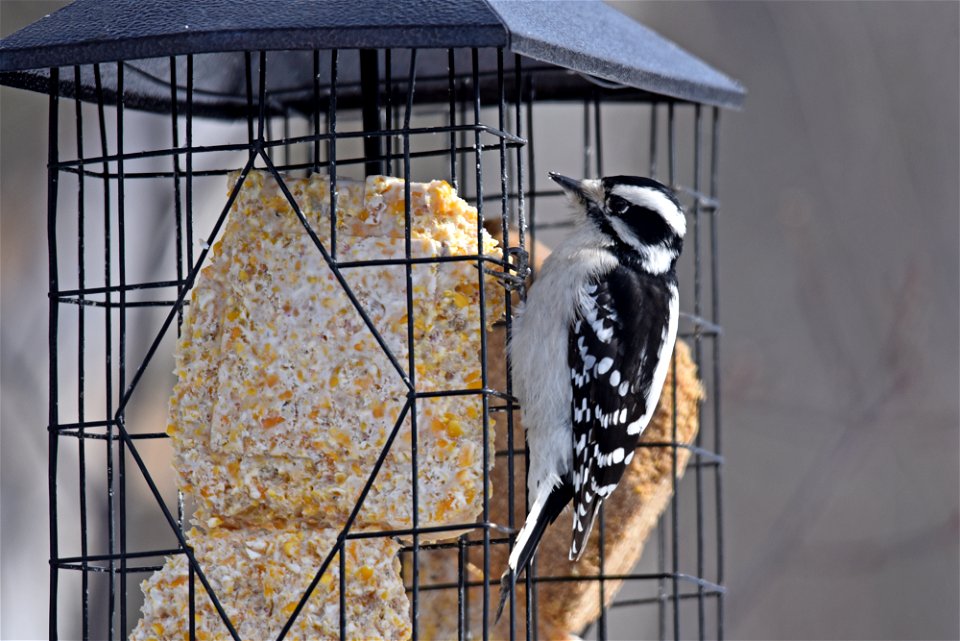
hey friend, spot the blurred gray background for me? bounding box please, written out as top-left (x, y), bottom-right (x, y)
top-left (2, 1), bottom-right (957, 639)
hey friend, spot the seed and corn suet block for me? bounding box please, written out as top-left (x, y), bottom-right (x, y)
top-left (131, 528), bottom-right (410, 641)
top-left (169, 170), bottom-right (502, 531)
top-left (133, 169), bottom-right (503, 640)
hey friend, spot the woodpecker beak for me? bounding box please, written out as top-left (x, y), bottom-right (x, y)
top-left (549, 172), bottom-right (589, 203)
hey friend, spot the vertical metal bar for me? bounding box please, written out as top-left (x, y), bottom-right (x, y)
top-left (392, 76), bottom-right (401, 178)
top-left (471, 47), bottom-right (493, 641)
top-left (73, 64), bottom-right (90, 641)
top-left (459, 91), bottom-right (468, 200)
top-left (170, 57), bottom-right (185, 338)
top-left (458, 537), bottom-right (467, 641)
top-left (257, 51), bottom-right (267, 143)
top-left (582, 98), bottom-right (591, 178)
top-left (593, 93), bottom-right (609, 641)
top-left (329, 49), bottom-right (339, 259)
top-left (496, 48), bottom-right (509, 304)
top-left (649, 104), bottom-right (659, 181)
top-left (243, 52), bottom-right (256, 146)
top-left (513, 55), bottom-right (525, 274)
top-left (185, 54), bottom-right (195, 275)
top-left (402, 49), bottom-right (420, 641)
top-left (339, 543), bottom-right (347, 641)
top-left (447, 49), bottom-right (458, 191)
top-left (658, 508), bottom-right (667, 641)
top-left (116, 59), bottom-right (128, 639)
top-left (667, 102), bottom-right (676, 184)
top-left (511, 56), bottom-right (527, 638)
top-left (597, 511), bottom-right (608, 640)
top-left (692, 103), bottom-right (706, 641)
top-left (709, 106), bottom-right (725, 641)
top-left (650, 102), bottom-right (666, 641)
top-left (522, 74), bottom-right (538, 641)
top-left (667, 101), bottom-right (679, 641)
top-left (93, 63), bottom-right (116, 641)
top-left (385, 49), bottom-right (394, 175)
top-left (312, 50), bottom-right (321, 172)
top-left (283, 109), bottom-right (291, 170)
top-left (502, 65), bottom-right (513, 227)
top-left (524, 78), bottom-right (536, 278)
top-left (47, 65), bottom-right (61, 641)
top-left (179, 54), bottom-right (194, 535)
top-left (593, 95), bottom-right (604, 178)
top-left (188, 550), bottom-right (196, 641)
top-left (360, 49), bottom-right (383, 176)
top-left (496, 48), bottom-right (519, 639)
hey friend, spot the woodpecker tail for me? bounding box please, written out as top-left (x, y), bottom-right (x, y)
top-left (495, 478), bottom-right (574, 623)
top-left (569, 500), bottom-right (602, 562)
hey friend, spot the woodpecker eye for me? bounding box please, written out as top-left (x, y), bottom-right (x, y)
top-left (607, 196), bottom-right (630, 216)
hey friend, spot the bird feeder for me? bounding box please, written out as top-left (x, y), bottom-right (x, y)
top-left (0, 1), bottom-right (743, 639)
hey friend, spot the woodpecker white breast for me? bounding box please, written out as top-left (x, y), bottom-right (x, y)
top-left (498, 172), bottom-right (685, 621)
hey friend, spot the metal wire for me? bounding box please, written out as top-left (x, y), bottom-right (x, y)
top-left (45, 47), bottom-right (725, 641)
top-left (71, 63), bottom-right (90, 641)
top-left (47, 65), bottom-right (61, 641)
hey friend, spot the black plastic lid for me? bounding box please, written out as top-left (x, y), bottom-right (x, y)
top-left (0, 0), bottom-right (744, 115)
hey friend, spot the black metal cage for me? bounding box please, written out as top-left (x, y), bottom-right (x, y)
top-left (1, 2), bottom-right (743, 640)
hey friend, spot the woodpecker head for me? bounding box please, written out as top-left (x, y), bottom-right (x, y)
top-left (549, 172), bottom-right (685, 274)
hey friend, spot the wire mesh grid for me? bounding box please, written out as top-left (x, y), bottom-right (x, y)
top-left (45, 47), bottom-right (724, 641)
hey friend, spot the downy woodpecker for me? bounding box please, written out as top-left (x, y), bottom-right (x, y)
top-left (498, 172), bottom-right (685, 619)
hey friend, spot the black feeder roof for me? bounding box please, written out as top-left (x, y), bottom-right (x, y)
top-left (0, 0), bottom-right (745, 117)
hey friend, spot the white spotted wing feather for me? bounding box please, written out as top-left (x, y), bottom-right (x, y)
top-left (568, 265), bottom-right (679, 560)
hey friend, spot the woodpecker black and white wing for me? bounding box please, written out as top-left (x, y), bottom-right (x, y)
top-left (568, 264), bottom-right (679, 560)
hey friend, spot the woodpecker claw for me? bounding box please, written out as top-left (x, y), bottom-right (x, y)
top-left (485, 268), bottom-right (527, 292)
top-left (505, 246), bottom-right (531, 280)
top-left (482, 246), bottom-right (530, 292)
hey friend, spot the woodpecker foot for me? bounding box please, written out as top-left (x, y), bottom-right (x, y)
top-left (484, 246), bottom-right (530, 292)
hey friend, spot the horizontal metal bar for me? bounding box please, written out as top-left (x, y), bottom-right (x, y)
top-left (674, 184), bottom-right (721, 211)
top-left (336, 253), bottom-right (507, 270)
top-left (56, 427), bottom-right (169, 441)
top-left (56, 296), bottom-right (182, 309)
top-left (54, 562), bottom-right (163, 574)
top-left (112, 58), bottom-right (563, 106)
top-left (687, 458), bottom-right (723, 470)
top-left (56, 548), bottom-right (183, 565)
top-left (343, 519), bottom-right (513, 542)
top-left (609, 589), bottom-right (725, 609)
top-left (53, 123), bottom-right (526, 169)
top-left (53, 419), bottom-right (114, 431)
top-left (678, 329), bottom-right (720, 340)
top-left (412, 573), bottom-right (724, 594)
top-left (413, 387), bottom-right (515, 403)
top-left (57, 279), bottom-right (183, 297)
top-left (493, 440), bottom-right (722, 461)
top-left (56, 140), bottom-right (250, 169)
top-left (265, 122), bottom-right (526, 150)
top-left (480, 187), bottom-right (564, 202)
top-left (408, 579), bottom-right (499, 593)
top-left (59, 140), bottom-right (522, 180)
top-left (637, 441), bottom-right (724, 463)
top-left (533, 572), bottom-right (725, 593)
top-left (679, 311), bottom-right (724, 335)
top-left (399, 536), bottom-right (513, 554)
top-left (54, 254), bottom-right (520, 296)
